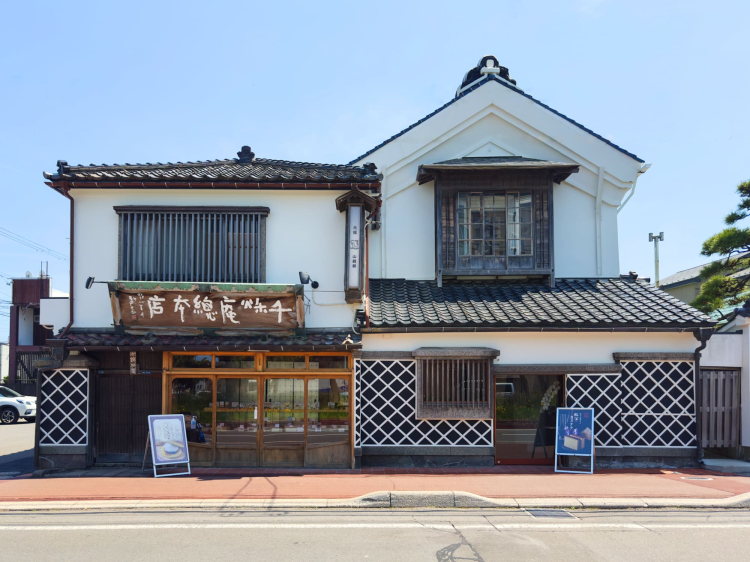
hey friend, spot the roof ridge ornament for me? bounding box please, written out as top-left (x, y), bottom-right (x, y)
top-left (456, 55), bottom-right (516, 98)
top-left (237, 145), bottom-right (256, 163)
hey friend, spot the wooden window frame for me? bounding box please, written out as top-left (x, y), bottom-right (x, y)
top-left (435, 171), bottom-right (554, 285)
top-left (114, 206), bottom-right (268, 284)
top-left (163, 351), bottom-right (354, 468)
top-left (415, 356), bottom-right (494, 420)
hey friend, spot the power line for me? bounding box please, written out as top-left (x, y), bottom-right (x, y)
top-left (0, 226), bottom-right (68, 261)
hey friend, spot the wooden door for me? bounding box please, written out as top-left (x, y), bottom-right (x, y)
top-left (700, 369), bottom-right (740, 449)
top-left (95, 374), bottom-right (162, 463)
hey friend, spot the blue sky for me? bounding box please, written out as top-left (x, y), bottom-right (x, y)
top-left (1, 0), bottom-right (749, 341)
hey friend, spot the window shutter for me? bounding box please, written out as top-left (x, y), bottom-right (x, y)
top-left (117, 207), bottom-right (267, 283)
top-left (441, 190), bottom-right (456, 271)
top-left (535, 189), bottom-right (551, 270)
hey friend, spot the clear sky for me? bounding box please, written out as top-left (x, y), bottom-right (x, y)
top-left (1, 0), bottom-right (749, 342)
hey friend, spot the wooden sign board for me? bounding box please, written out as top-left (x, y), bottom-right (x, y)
top-left (109, 282), bottom-right (303, 331)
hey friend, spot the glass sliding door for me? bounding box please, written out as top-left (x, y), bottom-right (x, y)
top-left (170, 377), bottom-right (213, 465)
top-left (261, 378), bottom-right (305, 467)
top-left (215, 378), bottom-right (259, 466)
top-left (495, 374), bottom-right (563, 464)
top-left (306, 378), bottom-right (351, 467)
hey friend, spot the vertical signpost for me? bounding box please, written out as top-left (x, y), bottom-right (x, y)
top-left (554, 407), bottom-right (595, 474)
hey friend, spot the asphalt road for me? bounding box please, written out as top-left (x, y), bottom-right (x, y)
top-left (2, 508), bottom-right (750, 561)
top-left (0, 420), bottom-right (34, 476)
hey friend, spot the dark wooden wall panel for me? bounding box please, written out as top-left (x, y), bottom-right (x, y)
top-left (12, 278), bottom-right (50, 305)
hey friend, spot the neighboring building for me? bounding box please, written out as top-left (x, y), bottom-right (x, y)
top-left (661, 263), bottom-right (707, 304)
top-left (37, 56), bottom-right (713, 471)
top-left (5, 276), bottom-right (59, 396)
top-left (661, 254), bottom-right (749, 309)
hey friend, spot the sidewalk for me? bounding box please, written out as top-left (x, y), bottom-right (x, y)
top-left (1, 466), bottom-right (750, 508)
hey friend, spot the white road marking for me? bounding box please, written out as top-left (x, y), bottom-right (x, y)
top-left (0, 522), bottom-right (749, 532)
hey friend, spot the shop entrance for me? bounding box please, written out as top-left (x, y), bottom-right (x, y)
top-left (494, 374), bottom-right (564, 464)
top-left (165, 352), bottom-right (352, 468)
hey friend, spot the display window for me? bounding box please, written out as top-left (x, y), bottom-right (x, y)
top-left (164, 352), bottom-right (353, 468)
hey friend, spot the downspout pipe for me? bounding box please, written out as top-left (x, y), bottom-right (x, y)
top-left (693, 327), bottom-right (713, 464)
top-left (60, 185), bottom-right (74, 339)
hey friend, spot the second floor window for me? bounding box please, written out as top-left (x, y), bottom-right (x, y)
top-left (116, 206), bottom-right (268, 283)
top-left (457, 192), bottom-right (533, 259)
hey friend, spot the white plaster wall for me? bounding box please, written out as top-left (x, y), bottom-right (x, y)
top-left (358, 79), bottom-right (643, 281)
top-left (17, 307), bottom-right (34, 345)
top-left (0, 343), bottom-right (8, 381)
top-left (720, 316), bottom-right (750, 446)
top-left (363, 332), bottom-right (696, 363)
top-left (71, 189), bottom-right (359, 330)
top-left (701, 333), bottom-right (743, 368)
top-left (40, 298), bottom-right (70, 333)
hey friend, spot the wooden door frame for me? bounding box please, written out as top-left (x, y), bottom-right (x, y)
top-left (162, 351), bottom-right (353, 468)
top-left (493, 372), bottom-right (566, 466)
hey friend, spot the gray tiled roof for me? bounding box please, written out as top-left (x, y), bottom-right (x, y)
top-left (416, 156), bottom-right (579, 184)
top-left (368, 278), bottom-right (713, 329)
top-left (661, 252), bottom-right (750, 289)
top-left (44, 151), bottom-right (380, 184)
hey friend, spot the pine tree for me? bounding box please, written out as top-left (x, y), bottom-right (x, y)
top-left (692, 179), bottom-right (750, 317)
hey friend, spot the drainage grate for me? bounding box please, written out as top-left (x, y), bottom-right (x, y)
top-left (527, 509), bottom-right (577, 518)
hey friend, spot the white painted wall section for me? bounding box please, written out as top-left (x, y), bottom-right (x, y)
top-left (70, 189), bottom-right (360, 330)
top-left (40, 298), bottom-right (70, 333)
top-left (363, 332), bottom-right (697, 364)
top-left (17, 307), bottom-right (34, 346)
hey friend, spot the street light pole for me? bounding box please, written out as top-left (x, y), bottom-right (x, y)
top-left (649, 232), bottom-right (665, 287)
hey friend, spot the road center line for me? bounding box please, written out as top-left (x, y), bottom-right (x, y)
top-left (0, 523), bottom-right (749, 532)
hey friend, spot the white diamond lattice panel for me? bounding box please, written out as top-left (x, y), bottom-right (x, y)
top-left (358, 360), bottom-right (492, 446)
top-left (566, 374), bottom-right (622, 447)
top-left (39, 369), bottom-right (89, 446)
top-left (620, 361), bottom-right (696, 447)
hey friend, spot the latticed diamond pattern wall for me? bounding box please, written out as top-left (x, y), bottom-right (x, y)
top-left (620, 361), bottom-right (696, 447)
top-left (39, 369), bottom-right (89, 446)
top-left (358, 360), bottom-right (492, 446)
top-left (566, 374), bottom-right (622, 446)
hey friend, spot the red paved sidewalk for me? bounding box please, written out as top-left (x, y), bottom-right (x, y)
top-left (1, 467), bottom-right (749, 502)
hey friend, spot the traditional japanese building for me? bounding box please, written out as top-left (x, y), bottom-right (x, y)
top-left (36, 56), bottom-right (714, 470)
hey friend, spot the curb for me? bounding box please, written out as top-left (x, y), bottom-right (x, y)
top-left (1, 491), bottom-right (750, 512)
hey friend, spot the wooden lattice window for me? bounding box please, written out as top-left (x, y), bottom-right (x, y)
top-left (413, 349), bottom-right (498, 420)
top-left (115, 206), bottom-right (268, 283)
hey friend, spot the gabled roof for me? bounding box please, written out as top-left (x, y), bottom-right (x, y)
top-left (661, 252), bottom-right (750, 289)
top-left (416, 156), bottom-right (579, 184)
top-left (44, 146), bottom-right (382, 191)
top-left (367, 277), bottom-right (713, 331)
top-left (348, 74), bottom-right (644, 165)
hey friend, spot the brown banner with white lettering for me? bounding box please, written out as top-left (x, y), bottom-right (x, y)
top-left (115, 291), bottom-right (299, 329)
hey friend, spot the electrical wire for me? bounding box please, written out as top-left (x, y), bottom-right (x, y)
top-left (0, 227), bottom-right (68, 261)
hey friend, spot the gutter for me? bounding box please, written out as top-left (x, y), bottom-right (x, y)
top-left (46, 180), bottom-right (381, 193)
top-left (59, 184), bottom-right (74, 339)
top-left (617, 162), bottom-right (651, 214)
top-left (362, 325), bottom-right (712, 334)
top-left (693, 327), bottom-right (713, 464)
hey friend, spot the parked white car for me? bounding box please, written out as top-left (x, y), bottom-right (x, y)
top-left (0, 386), bottom-right (36, 424)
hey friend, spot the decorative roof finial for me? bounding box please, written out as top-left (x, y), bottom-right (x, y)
top-left (237, 146), bottom-right (255, 162)
top-left (456, 56), bottom-right (517, 97)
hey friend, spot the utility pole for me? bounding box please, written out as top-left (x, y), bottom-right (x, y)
top-left (649, 232), bottom-right (664, 287)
